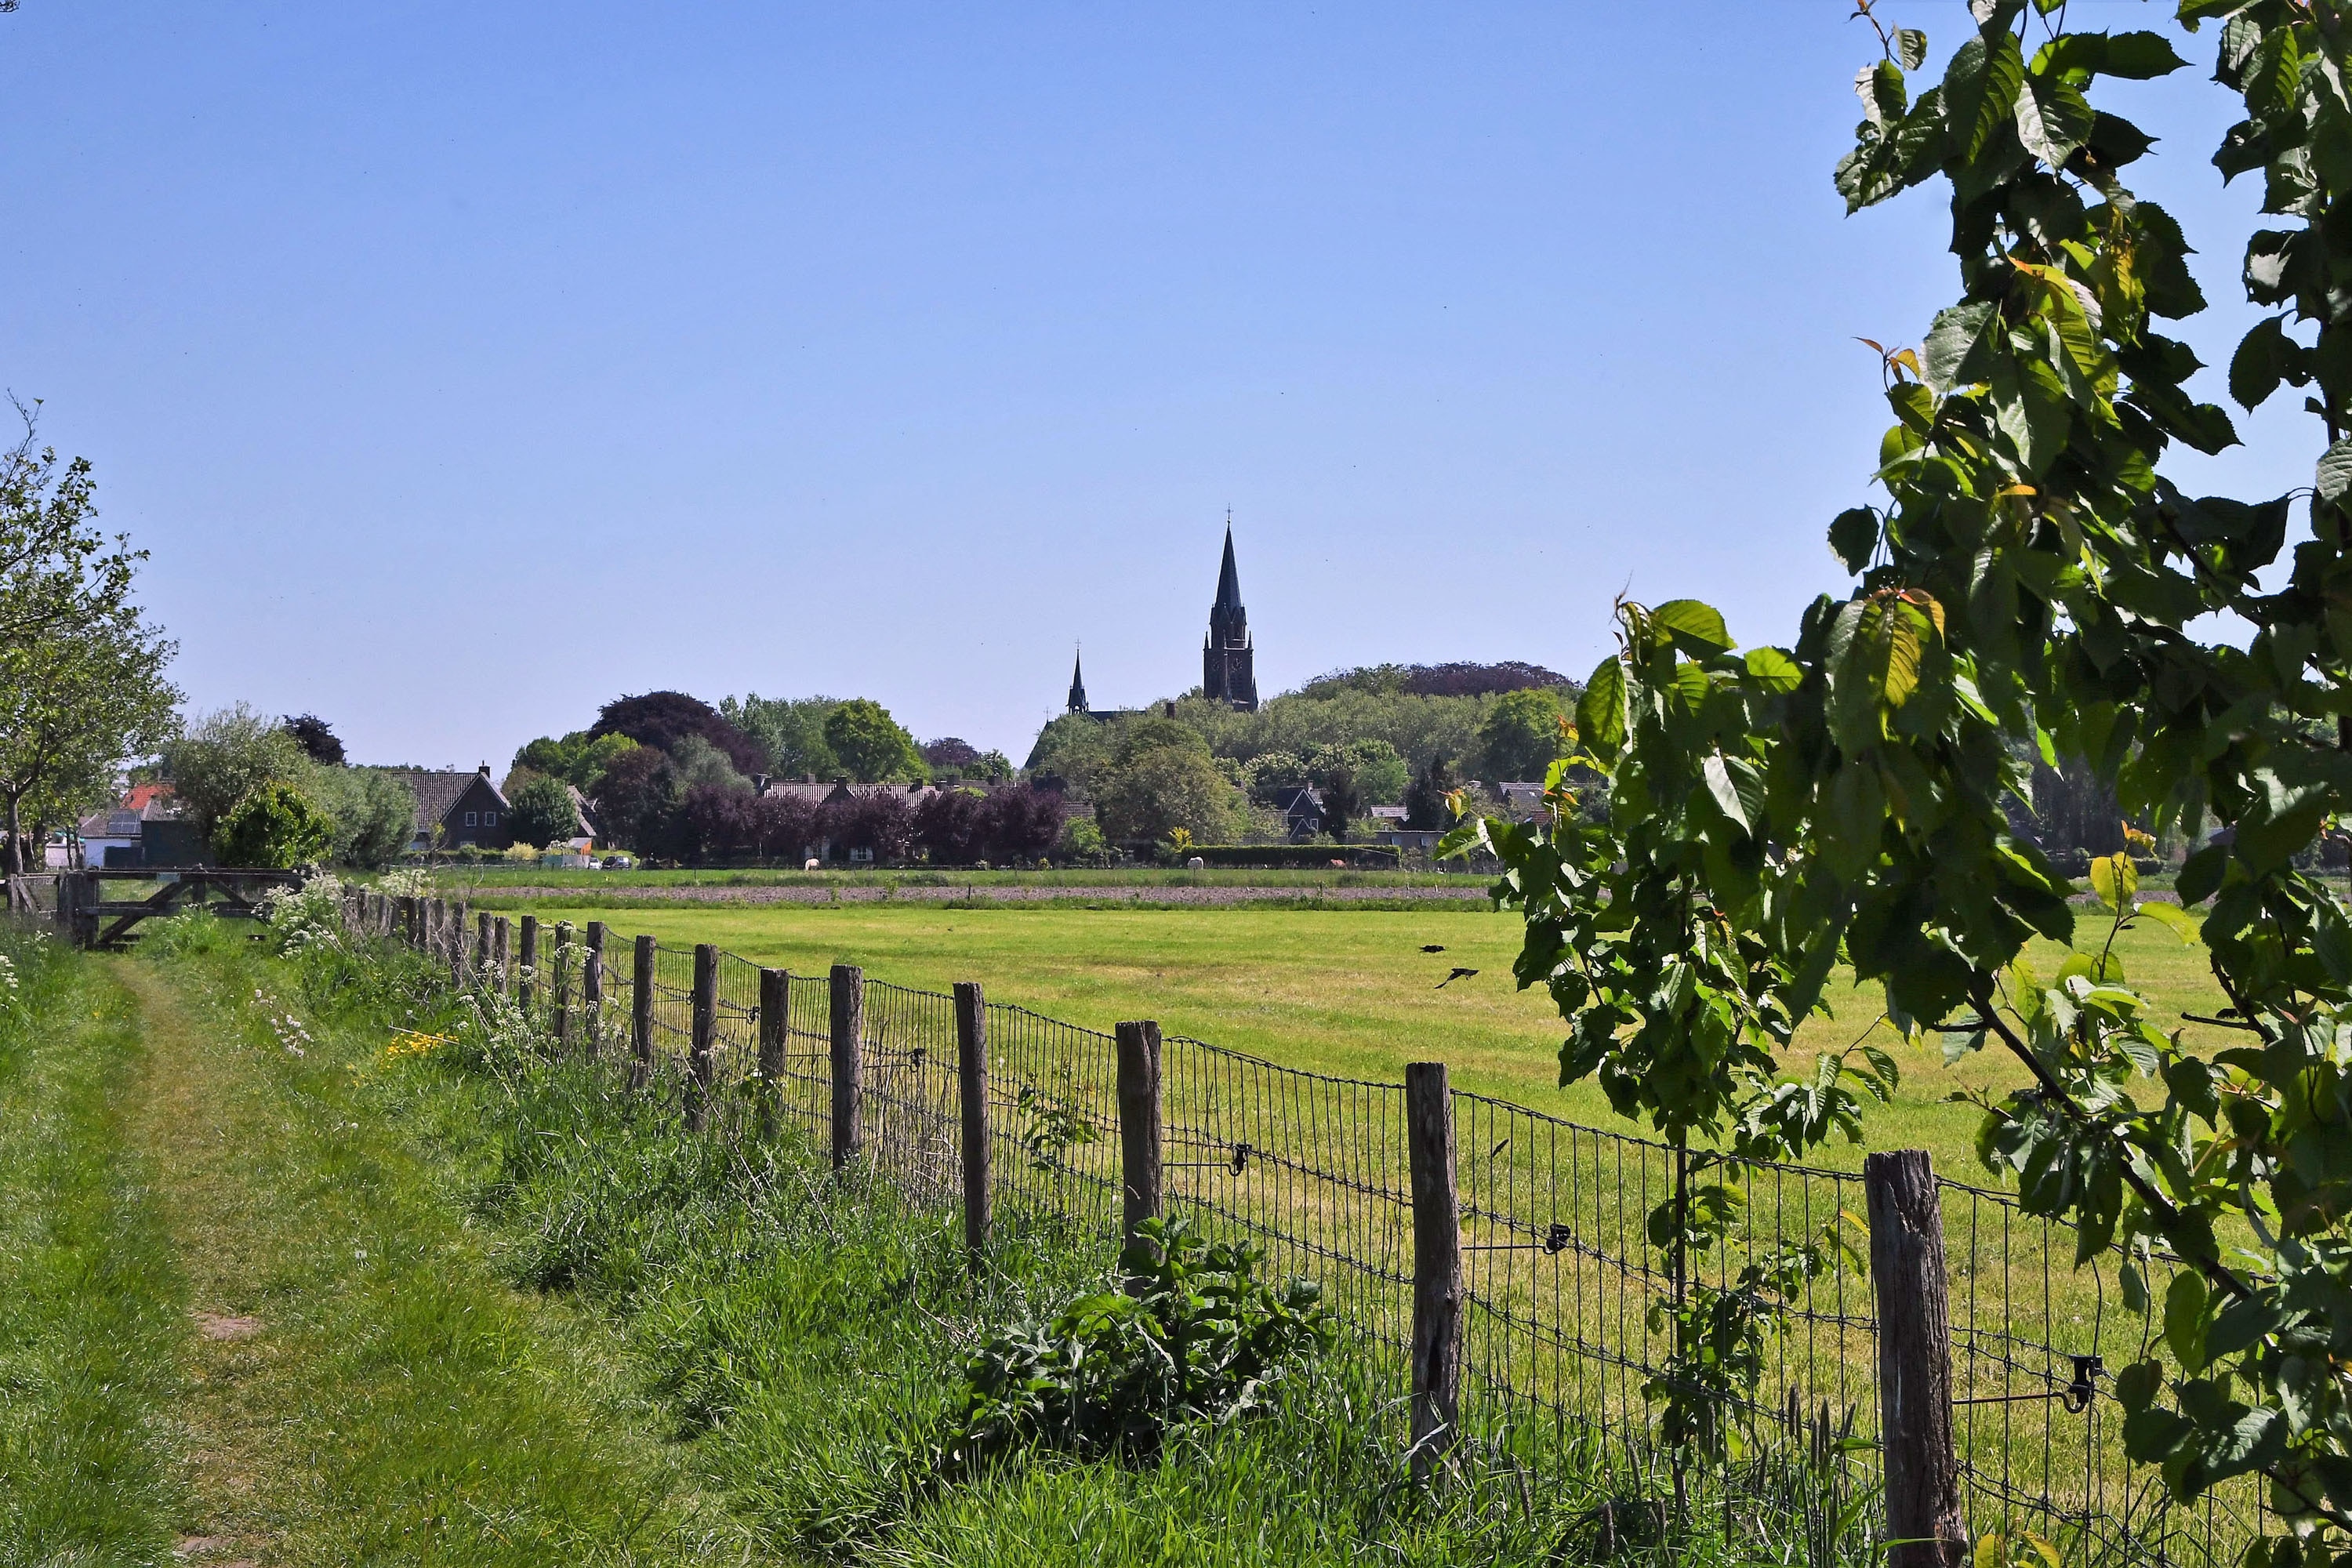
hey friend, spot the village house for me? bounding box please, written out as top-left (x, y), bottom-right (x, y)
top-left (389, 764), bottom-right (514, 852)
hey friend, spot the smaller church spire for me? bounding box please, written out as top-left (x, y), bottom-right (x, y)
top-left (1067, 646), bottom-right (1089, 713)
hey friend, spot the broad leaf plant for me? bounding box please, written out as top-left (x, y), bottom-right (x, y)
top-left (1443, 0), bottom-right (2352, 1554)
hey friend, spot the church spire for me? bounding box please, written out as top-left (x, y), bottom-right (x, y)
top-left (1203, 517), bottom-right (1258, 711)
top-left (1214, 516), bottom-right (1243, 615)
top-left (1067, 646), bottom-right (1089, 713)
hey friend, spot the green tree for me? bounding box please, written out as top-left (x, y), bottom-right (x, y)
top-left (1093, 745), bottom-right (1237, 844)
top-left (823, 699), bottom-right (927, 782)
top-left (723, 694), bottom-right (841, 779)
top-left (1475, 688), bottom-right (1568, 782)
top-left (506, 775), bottom-right (580, 849)
top-left (668, 733), bottom-right (750, 793)
top-left (305, 767), bottom-right (416, 869)
top-left (1025, 712), bottom-right (1120, 790)
top-left (0, 619), bottom-right (180, 873)
top-left (511, 731), bottom-right (639, 792)
top-left (165, 703), bottom-right (308, 837)
top-left (1446, 5), bottom-right (2352, 1542)
top-left (213, 782), bottom-right (335, 869)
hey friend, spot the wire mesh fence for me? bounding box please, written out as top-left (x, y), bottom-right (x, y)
top-left (371, 905), bottom-right (2249, 1566)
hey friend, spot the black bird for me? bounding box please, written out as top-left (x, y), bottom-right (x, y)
top-left (1421, 944), bottom-right (1446, 953)
top-left (1436, 967), bottom-right (1479, 989)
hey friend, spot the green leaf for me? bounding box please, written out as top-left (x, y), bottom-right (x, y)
top-left (2088, 851), bottom-right (2136, 913)
top-left (2099, 31), bottom-right (2189, 79)
top-left (1944, 27), bottom-right (2025, 162)
top-left (1743, 647), bottom-right (1803, 694)
top-left (1895, 28), bottom-right (1927, 71)
top-left (1576, 658), bottom-right (1627, 766)
top-left (2318, 437), bottom-right (2352, 505)
top-left (2228, 315), bottom-right (2297, 411)
top-left (1651, 599), bottom-right (1734, 657)
top-left (2013, 73), bottom-right (2094, 167)
top-left (1828, 506), bottom-right (1880, 573)
top-left (2136, 902), bottom-right (2202, 944)
top-left (2165, 1271), bottom-right (2209, 1374)
top-left (1922, 302), bottom-right (1995, 391)
top-left (2176, 842), bottom-right (2227, 905)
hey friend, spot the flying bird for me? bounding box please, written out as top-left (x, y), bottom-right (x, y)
top-left (1436, 967), bottom-right (1479, 989)
top-left (1421, 944), bottom-right (1446, 953)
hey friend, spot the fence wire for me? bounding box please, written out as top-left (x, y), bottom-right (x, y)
top-left (380, 907), bottom-right (2251, 1566)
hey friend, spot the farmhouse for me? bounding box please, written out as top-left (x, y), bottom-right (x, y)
top-left (389, 764), bottom-right (514, 852)
top-left (71, 784), bottom-right (209, 868)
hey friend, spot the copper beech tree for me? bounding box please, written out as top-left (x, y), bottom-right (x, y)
top-left (1445, 1), bottom-right (2352, 1555)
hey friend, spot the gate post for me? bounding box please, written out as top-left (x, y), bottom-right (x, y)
top-left (956, 982), bottom-right (989, 1274)
top-left (829, 964), bottom-right (864, 1171)
top-left (1405, 1061), bottom-right (1463, 1484)
top-left (1867, 1149), bottom-right (1965, 1568)
top-left (630, 935), bottom-right (655, 1089)
top-left (688, 943), bottom-right (717, 1131)
top-left (1115, 1020), bottom-right (1163, 1266)
top-left (757, 967), bottom-right (788, 1135)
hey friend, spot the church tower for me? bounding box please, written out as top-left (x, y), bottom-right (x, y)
top-left (1067, 648), bottom-right (1089, 714)
top-left (1202, 524), bottom-right (1259, 711)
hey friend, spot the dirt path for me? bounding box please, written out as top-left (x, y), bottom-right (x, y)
top-left (113, 957), bottom-right (765, 1566)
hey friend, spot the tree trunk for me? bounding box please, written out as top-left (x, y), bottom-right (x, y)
top-left (5, 791), bottom-right (22, 877)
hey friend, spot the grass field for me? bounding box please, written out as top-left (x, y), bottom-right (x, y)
top-left (475, 900), bottom-right (2234, 1178)
top-left (432, 865), bottom-right (1472, 891)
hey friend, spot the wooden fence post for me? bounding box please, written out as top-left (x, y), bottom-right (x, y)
top-left (475, 912), bottom-right (492, 986)
top-left (757, 967), bottom-right (788, 1135)
top-left (829, 964), bottom-right (864, 1172)
top-left (1115, 1020), bottom-right (1163, 1264)
top-left (688, 943), bottom-right (717, 1132)
top-left (1405, 1061), bottom-right (1463, 1484)
top-left (630, 935), bottom-right (655, 1089)
top-left (1866, 1149), bottom-right (1965, 1568)
top-left (956, 982), bottom-right (989, 1275)
top-left (554, 921), bottom-right (576, 1049)
top-left (583, 922), bottom-right (607, 1052)
top-left (517, 914), bottom-right (539, 1016)
top-left (396, 896), bottom-right (416, 949)
top-left (492, 916), bottom-right (511, 996)
top-left (448, 902), bottom-right (468, 982)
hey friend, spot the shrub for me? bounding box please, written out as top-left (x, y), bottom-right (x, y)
top-left (306, 766), bottom-right (417, 869)
top-left (932, 1217), bottom-right (1332, 1476)
top-left (212, 782), bottom-right (336, 868)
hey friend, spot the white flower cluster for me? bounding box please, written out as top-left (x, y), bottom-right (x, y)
top-left (257, 873), bottom-right (347, 956)
top-left (375, 866), bottom-right (431, 900)
top-left (0, 953), bottom-right (16, 1000)
top-left (253, 986), bottom-right (313, 1056)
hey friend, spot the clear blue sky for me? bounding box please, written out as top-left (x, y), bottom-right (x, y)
top-left (0, 3), bottom-right (2311, 770)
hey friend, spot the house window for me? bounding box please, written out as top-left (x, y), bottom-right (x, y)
top-left (483, 811), bottom-right (498, 827)
top-left (463, 811), bottom-right (477, 827)
top-left (849, 846), bottom-right (875, 862)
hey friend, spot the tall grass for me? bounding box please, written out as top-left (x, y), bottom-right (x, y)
top-left (326, 927), bottom-right (1883, 1568)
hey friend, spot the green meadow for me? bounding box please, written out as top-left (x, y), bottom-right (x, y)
top-left (476, 899), bottom-right (2233, 1178)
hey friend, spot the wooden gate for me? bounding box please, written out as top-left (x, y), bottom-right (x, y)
top-left (55, 868), bottom-right (303, 949)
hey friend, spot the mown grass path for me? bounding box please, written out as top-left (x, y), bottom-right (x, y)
top-left (99, 955), bottom-right (766, 1566)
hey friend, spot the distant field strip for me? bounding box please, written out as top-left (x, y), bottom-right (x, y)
top-left (466, 881), bottom-right (1496, 906)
